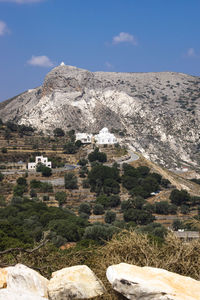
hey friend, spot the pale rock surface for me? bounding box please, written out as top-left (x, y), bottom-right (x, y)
top-left (0, 289), bottom-right (48, 300)
top-left (48, 265), bottom-right (105, 299)
top-left (106, 263), bottom-right (200, 300)
top-left (0, 264), bottom-right (49, 299)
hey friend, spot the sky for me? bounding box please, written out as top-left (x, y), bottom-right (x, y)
top-left (0, 0), bottom-right (200, 101)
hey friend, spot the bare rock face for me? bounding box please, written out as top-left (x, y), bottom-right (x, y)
top-left (106, 263), bottom-right (200, 300)
top-left (0, 264), bottom-right (49, 300)
top-left (0, 65), bottom-right (200, 169)
top-left (47, 265), bottom-right (105, 299)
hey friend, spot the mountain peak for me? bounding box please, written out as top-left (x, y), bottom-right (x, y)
top-left (0, 67), bottom-right (199, 169)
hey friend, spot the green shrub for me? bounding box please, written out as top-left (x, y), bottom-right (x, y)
top-left (41, 166), bottom-right (52, 177)
top-left (93, 204), bottom-right (104, 215)
top-left (30, 189), bottom-right (37, 198)
top-left (105, 211), bottom-right (116, 224)
top-left (78, 158), bottom-right (88, 166)
top-left (43, 195), bottom-right (49, 201)
top-left (65, 173), bottom-right (78, 189)
top-left (53, 128), bottom-right (65, 137)
top-left (88, 148), bottom-right (107, 163)
top-left (83, 224), bottom-right (118, 244)
top-left (16, 177), bottom-right (27, 186)
top-left (0, 172), bottom-right (4, 182)
top-left (170, 189), bottom-right (191, 206)
top-left (78, 203), bottom-right (91, 215)
top-left (123, 208), bottom-right (155, 225)
top-left (55, 191), bottom-right (67, 206)
top-left (1, 147), bottom-right (7, 153)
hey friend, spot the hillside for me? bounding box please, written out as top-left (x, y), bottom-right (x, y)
top-left (0, 65), bottom-right (200, 169)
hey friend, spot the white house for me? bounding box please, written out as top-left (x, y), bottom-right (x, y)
top-left (75, 133), bottom-right (93, 144)
top-left (28, 156), bottom-right (52, 170)
top-left (95, 127), bottom-right (117, 145)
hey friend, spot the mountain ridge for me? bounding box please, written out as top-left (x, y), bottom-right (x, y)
top-left (0, 65), bottom-right (199, 169)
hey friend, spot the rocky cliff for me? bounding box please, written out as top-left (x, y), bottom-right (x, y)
top-left (0, 65), bottom-right (199, 169)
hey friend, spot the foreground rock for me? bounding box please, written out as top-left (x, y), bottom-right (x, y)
top-left (0, 264), bottom-right (48, 300)
top-left (106, 263), bottom-right (200, 300)
top-left (48, 265), bottom-right (105, 299)
top-left (0, 289), bottom-right (47, 300)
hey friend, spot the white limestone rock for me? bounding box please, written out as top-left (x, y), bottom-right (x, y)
top-left (48, 265), bottom-right (105, 299)
top-left (106, 263), bottom-right (200, 300)
top-left (0, 289), bottom-right (47, 300)
top-left (4, 264), bottom-right (49, 299)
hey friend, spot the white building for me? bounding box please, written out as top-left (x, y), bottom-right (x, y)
top-left (95, 127), bottom-right (117, 145)
top-left (28, 156), bottom-right (52, 170)
top-left (75, 133), bottom-right (93, 144)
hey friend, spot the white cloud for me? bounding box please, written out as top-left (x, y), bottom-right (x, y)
top-left (0, 20), bottom-right (9, 36)
top-left (27, 55), bottom-right (54, 67)
top-left (105, 62), bottom-right (113, 69)
top-left (113, 32), bottom-right (138, 45)
top-left (187, 48), bottom-right (196, 57)
top-left (185, 48), bottom-right (200, 58)
top-left (0, 0), bottom-right (44, 3)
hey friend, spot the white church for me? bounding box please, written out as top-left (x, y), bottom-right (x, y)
top-left (76, 127), bottom-right (117, 145)
top-left (94, 128), bottom-right (117, 144)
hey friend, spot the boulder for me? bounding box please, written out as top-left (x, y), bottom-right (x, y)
top-left (48, 265), bottom-right (105, 299)
top-left (0, 264), bottom-right (48, 299)
top-left (0, 289), bottom-right (47, 300)
top-left (106, 263), bottom-right (200, 300)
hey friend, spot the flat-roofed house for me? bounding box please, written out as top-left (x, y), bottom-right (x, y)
top-left (75, 133), bottom-right (93, 144)
top-left (28, 156), bottom-right (52, 170)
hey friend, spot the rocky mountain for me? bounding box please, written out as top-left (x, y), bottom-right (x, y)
top-left (0, 64), bottom-right (200, 169)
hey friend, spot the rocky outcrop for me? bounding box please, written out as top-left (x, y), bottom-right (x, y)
top-left (0, 65), bottom-right (200, 168)
top-left (0, 264), bottom-right (49, 300)
top-left (48, 265), bottom-right (105, 299)
top-left (106, 263), bottom-right (200, 300)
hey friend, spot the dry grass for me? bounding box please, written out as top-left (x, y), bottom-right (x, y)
top-left (91, 231), bottom-right (200, 299)
top-left (1, 231), bottom-right (200, 299)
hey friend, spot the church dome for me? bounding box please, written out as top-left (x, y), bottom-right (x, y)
top-left (100, 127), bottom-right (109, 134)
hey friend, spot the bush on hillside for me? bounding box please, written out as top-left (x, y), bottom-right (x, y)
top-left (170, 189), bottom-right (190, 206)
top-left (64, 173), bottom-right (78, 189)
top-left (88, 148), bottom-right (107, 163)
top-left (105, 211), bottom-right (116, 224)
top-left (55, 191), bottom-right (67, 207)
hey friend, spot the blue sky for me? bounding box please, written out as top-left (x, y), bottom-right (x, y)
top-left (0, 0), bottom-right (200, 101)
